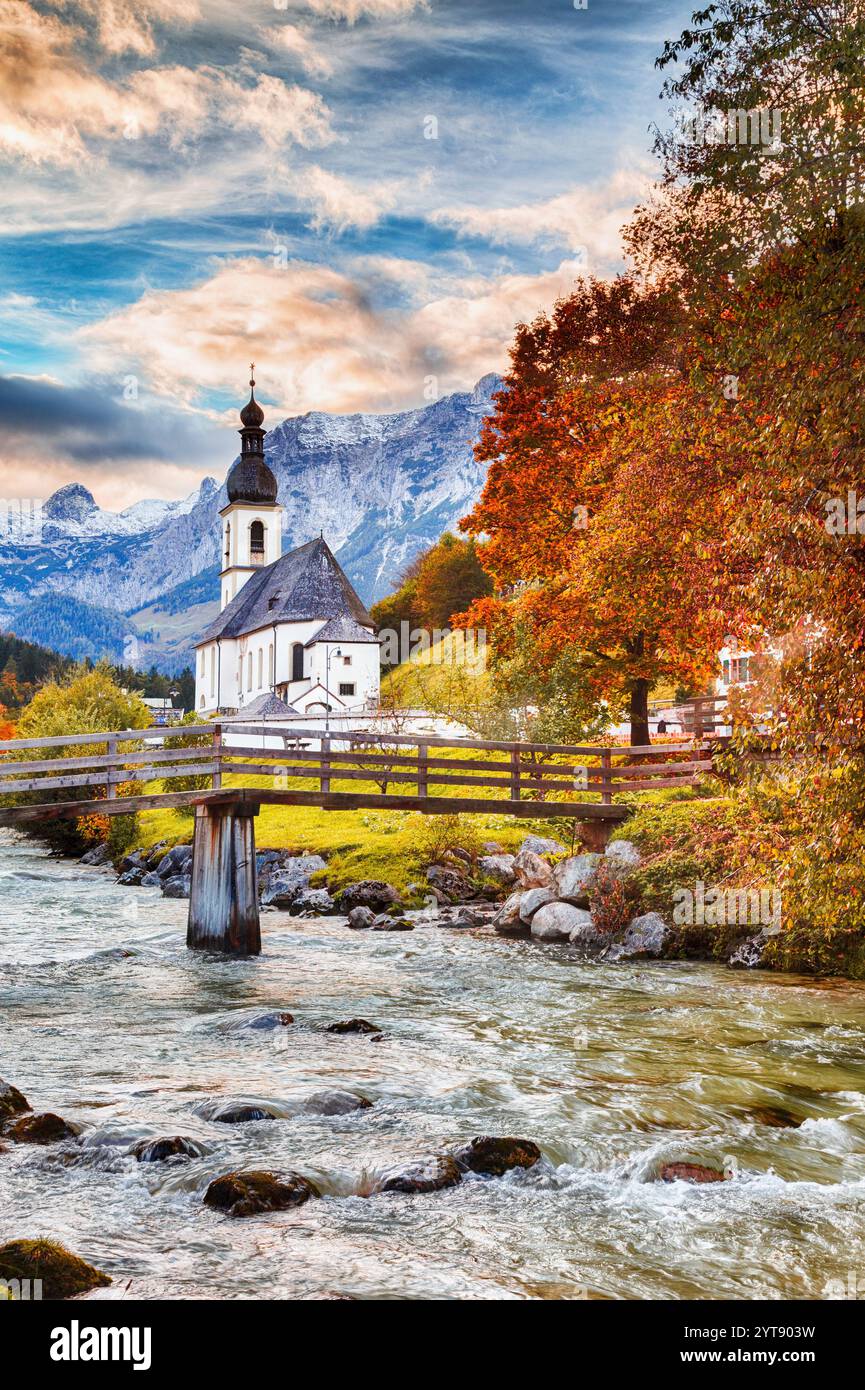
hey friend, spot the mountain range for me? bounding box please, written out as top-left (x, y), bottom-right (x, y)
top-left (0, 375), bottom-right (500, 673)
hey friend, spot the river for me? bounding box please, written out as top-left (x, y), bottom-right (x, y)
top-left (2, 830), bottom-right (865, 1301)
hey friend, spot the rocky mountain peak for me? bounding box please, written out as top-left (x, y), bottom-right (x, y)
top-left (44, 483), bottom-right (97, 523)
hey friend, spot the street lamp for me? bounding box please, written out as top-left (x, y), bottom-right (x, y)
top-left (324, 647), bottom-right (342, 734)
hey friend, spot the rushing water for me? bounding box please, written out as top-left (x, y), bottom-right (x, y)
top-left (2, 831), bottom-right (865, 1301)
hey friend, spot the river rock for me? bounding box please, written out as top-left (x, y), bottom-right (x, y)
top-left (477, 854), bottom-right (516, 885)
top-left (602, 912), bottom-right (669, 961)
top-left (452, 906), bottom-right (487, 926)
top-left (140, 871), bottom-right (161, 887)
top-left (120, 849), bottom-right (147, 873)
top-left (554, 853), bottom-right (601, 906)
top-left (290, 888), bottom-right (335, 916)
top-left (492, 890), bottom-right (529, 935)
top-left (7, 1112), bottom-right (79, 1144)
top-left (452, 1136), bottom-right (542, 1176)
top-left (204, 1169), bottom-right (320, 1218)
top-left (131, 1136), bottom-right (204, 1162)
top-left (261, 855), bottom-right (328, 908)
top-left (426, 865), bottom-right (474, 901)
top-left (377, 1154), bottom-right (462, 1195)
top-left (246, 1011), bottom-right (294, 1030)
top-left (743, 1104), bottom-right (803, 1129)
top-left (658, 1162), bottom-right (726, 1184)
top-left (326, 1019), bottom-right (380, 1035)
top-left (347, 906), bottom-right (376, 929)
top-left (157, 844), bottom-right (193, 879)
top-left (513, 848), bottom-right (556, 890)
top-left (80, 843), bottom-right (112, 867)
top-left (161, 874), bottom-right (191, 899)
top-left (337, 881), bottom-right (402, 914)
top-left (568, 909), bottom-right (601, 946)
top-left (0, 1078), bottom-right (30, 1126)
top-left (371, 914), bottom-right (414, 931)
top-left (605, 839), bottom-right (641, 871)
top-left (118, 866), bottom-right (147, 887)
top-left (206, 1102), bottom-right (279, 1124)
top-left (301, 1089), bottom-right (372, 1115)
top-left (518, 886), bottom-right (556, 923)
top-left (531, 902), bottom-right (592, 942)
top-left (0, 1239), bottom-right (111, 1299)
top-left (519, 834), bottom-right (567, 857)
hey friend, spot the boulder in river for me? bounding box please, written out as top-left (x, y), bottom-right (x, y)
top-left (519, 834), bottom-right (567, 857)
top-left (131, 1136), bottom-right (204, 1162)
top-left (79, 843), bottom-right (112, 868)
top-left (338, 881), bottom-right (402, 914)
top-left (204, 1169), bottom-right (320, 1218)
top-left (553, 853), bottom-right (601, 906)
top-left (426, 865), bottom-right (474, 902)
top-left (568, 909), bottom-right (600, 946)
top-left (531, 901), bottom-right (592, 942)
top-left (377, 1154), bottom-right (462, 1195)
top-left (326, 1019), bottom-right (381, 1035)
top-left (742, 1104), bottom-right (803, 1129)
top-left (245, 1011), bottom-right (294, 1030)
top-left (602, 912), bottom-right (668, 961)
top-left (301, 1090), bottom-right (372, 1115)
top-left (518, 886), bottom-right (556, 923)
top-left (371, 914), bottom-right (414, 931)
top-left (477, 853), bottom-right (516, 886)
top-left (492, 890), bottom-right (529, 936)
top-left (658, 1162), bottom-right (726, 1184)
top-left (161, 874), bottom-right (191, 899)
top-left (289, 888), bottom-right (335, 916)
top-left (7, 1113), bottom-right (79, 1145)
top-left (205, 1102), bottom-right (279, 1124)
top-left (347, 906), bottom-right (376, 930)
top-left (156, 844), bottom-right (193, 879)
top-left (0, 1238), bottom-right (110, 1299)
top-left (452, 1136), bottom-right (542, 1176)
top-left (513, 848), bottom-right (556, 890)
top-left (0, 1078), bottom-right (30, 1127)
top-left (118, 866), bottom-right (147, 887)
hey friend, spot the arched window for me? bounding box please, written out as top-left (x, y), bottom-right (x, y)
top-left (257, 648), bottom-right (263, 688)
top-left (199, 693), bottom-right (205, 709)
top-left (209, 647), bottom-right (215, 699)
top-left (250, 520), bottom-right (265, 560)
top-left (247, 652), bottom-right (253, 690)
top-left (291, 642), bottom-right (304, 682)
top-left (268, 642), bottom-right (274, 683)
top-left (224, 521), bottom-right (231, 564)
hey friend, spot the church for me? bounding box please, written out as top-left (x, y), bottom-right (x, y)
top-left (194, 373), bottom-right (380, 717)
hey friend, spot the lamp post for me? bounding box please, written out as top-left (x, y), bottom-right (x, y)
top-left (324, 646), bottom-right (342, 734)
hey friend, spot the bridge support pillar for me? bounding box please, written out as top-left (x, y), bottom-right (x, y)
top-left (187, 799), bottom-right (260, 955)
top-left (579, 819), bottom-right (614, 854)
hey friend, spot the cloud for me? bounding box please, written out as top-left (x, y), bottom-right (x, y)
top-left (53, 0), bottom-right (201, 56)
top-left (302, 0), bottom-right (429, 20)
top-left (290, 165), bottom-right (401, 232)
top-left (432, 164), bottom-right (653, 271)
top-left (260, 22), bottom-right (334, 79)
top-left (0, 1), bottom-right (334, 166)
top-left (75, 252), bottom-right (588, 416)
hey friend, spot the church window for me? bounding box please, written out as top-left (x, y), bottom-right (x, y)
top-left (209, 647), bottom-right (215, 699)
top-left (258, 649), bottom-right (263, 688)
top-left (343, 655), bottom-right (352, 666)
top-left (200, 694), bottom-right (205, 709)
top-left (247, 652), bottom-right (253, 690)
top-left (224, 522), bottom-right (231, 564)
top-left (291, 642), bottom-right (304, 682)
top-left (339, 683), bottom-right (356, 697)
top-left (268, 643), bottom-right (274, 683)
top-left (250, 520), bottom-right (265, 559)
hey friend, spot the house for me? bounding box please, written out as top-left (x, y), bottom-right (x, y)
top-left (194, 373), bottom-right (380, 716)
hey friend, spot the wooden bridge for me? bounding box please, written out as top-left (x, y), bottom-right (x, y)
top-left (0, 721), bottom-right (715, 956)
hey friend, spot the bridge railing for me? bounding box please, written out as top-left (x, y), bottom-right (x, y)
top-left (0, 721), bottom-right (713, 813)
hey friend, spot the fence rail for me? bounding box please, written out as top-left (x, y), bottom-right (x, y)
top-left (0, 721), bottom-right (715, 824)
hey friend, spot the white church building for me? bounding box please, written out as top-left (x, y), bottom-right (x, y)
top-left (194, 374), bottom-right (380, 718)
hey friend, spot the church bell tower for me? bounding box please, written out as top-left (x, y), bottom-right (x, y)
top-left (219, 367), bottom-right (283, 611)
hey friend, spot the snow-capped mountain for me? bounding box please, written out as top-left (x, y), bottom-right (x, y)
top-left (0, 375), bottom-right (500, 671)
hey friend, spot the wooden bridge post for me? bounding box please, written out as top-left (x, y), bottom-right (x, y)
top-left (187, 797), bottom-right (261, 955)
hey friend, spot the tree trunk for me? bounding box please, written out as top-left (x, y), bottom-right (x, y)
top-left (629, 678), bottom-right (651, 747)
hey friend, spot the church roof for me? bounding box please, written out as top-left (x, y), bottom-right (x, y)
top-left (197, 536), bottom-right (373, 644)
top-left (220, 693), bottom-right (301, 722)
top-left (305, 615), bottom-right (379, 647)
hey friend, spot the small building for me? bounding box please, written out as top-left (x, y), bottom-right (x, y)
top-left (194, 373), bottom-right (380, 716)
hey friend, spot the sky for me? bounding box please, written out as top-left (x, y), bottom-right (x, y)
top-left (0, 0), bottom-right (695, 510)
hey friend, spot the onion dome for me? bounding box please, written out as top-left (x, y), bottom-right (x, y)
top-left (226, 365), bottom-right (278, 505)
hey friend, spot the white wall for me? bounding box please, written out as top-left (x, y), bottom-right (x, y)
top-left (196, 626), bottom-right (381, 713)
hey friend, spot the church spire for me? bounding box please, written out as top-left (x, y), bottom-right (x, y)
top-left (227, 366), bottom-right (277, 504)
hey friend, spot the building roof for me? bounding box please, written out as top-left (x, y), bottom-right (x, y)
top-left (220, 692), bottom-right (301, 722)
top-left (197, 536), bottom-right (374, 644)
top-left (305, 615), bottom-right (379, 648)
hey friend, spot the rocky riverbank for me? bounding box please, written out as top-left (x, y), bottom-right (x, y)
top-left (78, 828), bottom-right (771, 969)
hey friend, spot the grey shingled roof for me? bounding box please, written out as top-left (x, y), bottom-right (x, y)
top-left (305, 615), bottom-right (379, 648)
top-left (220, 693), bottom-right (301, 722)
top-left (197, 537), bottom-right (374, 643)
